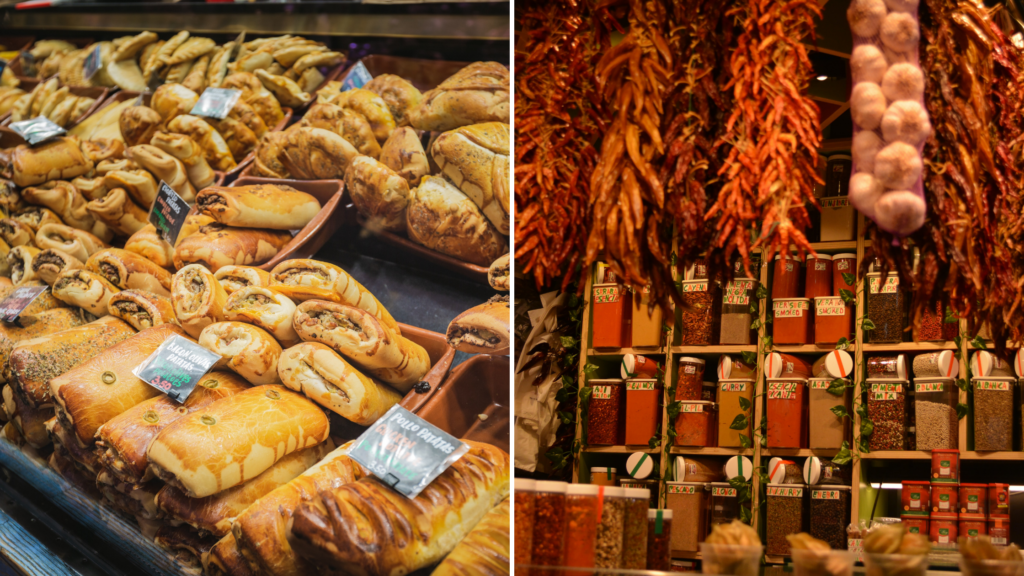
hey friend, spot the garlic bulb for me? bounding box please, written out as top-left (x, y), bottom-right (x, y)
top-left (851, 45), bottom-right (888, 85)
top-left (853, 130), bottom-right (884, 174)
top-left (880, 12), bottom-right (920, 54)
top-left (883, 0), bottom-right (919, 13)
top-left (851, 82), bottom-right (887, 131)
top-left (848, 0), bottom-right (888, 37)
top-left (874, 141), bottom-right (922, 189)
top-left (881, 101), bottom-right (931, 146)
top-left (850, 172), bottom-right (885, 219)
top-left (875, 190), bottom-right (927, 235)
top-left (881, 62), bottom-right (925, 101)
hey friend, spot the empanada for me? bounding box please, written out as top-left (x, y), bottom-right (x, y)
top-left (198, 322), bottom-right (283, 385)
top-left (213, 265), bottom-right (271, 295)
top-left (255, 70), bottom-right (311, 108)
top-left (165, 37), bottom-right (215, 67)
top-left (171, 264), bottom-right (229, 339)
top-left (166, 115), bottom-right (237, 172)
top-left (196, 184), bottom-right (320, 230)
top-left (173, 223), bottom-right (291, 272)
top-left (124, 225), bottom-right (174, 269)
top-left (345, 155), bottom-right (409, 233)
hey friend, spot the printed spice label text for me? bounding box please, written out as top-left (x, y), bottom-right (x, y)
top-left (682, 282), bottom-right (708, 293)
top-left (821, 197), bottom-right (850, 209)
top-left (975, 380), bottom-right (1011, 391)
top-left (712, 487), bottom-right (737, 497)
top-left (626, 381), bottom-right (657, 391)
top-left (870, 382), bottom-right (902, 401)
top-left (814, 260), bottom-right (828, 271)
top-left (810, 380), bottom-right (837, 390)
top-left (682, 404), bottom-right (705, 413)
top-left (668, 484), bottom-right (696, 494)
top-left (774, 300), bottom-right (809, 318)
top-left (767, 486), bottom-right (804, 497)
top-left (916, 382), bottom-right (946, 393)
top-left (723, 280), bottom-right (754, 305)
top-left (720, 382), bottom-right (748, 392)
top-left (591, 386), bottom-right (612, 399)
top-left (816, 298), bottom-right (846, 316)
top-left (869, 276), bottom-right (900, 294)
top-left (768, 382), bottom-right (799, 399)
top-left (594, 286), bottom-right (620, 303)
top-left (812, 489), bottom-right (841, 500)
top-left (836, 259), bottom-right (850, 270)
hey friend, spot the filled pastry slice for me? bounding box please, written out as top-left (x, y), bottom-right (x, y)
top-left (124, 225), bottom-right (175, 270)
top-left (171, 264), bottom-right (229, 339)
top-left (52, 269), bottom-right (121, 316)
top-left (7, 245), bottom-right (40, 285)
top-left (173, 222), bottom-right (291, 273)
top-left (446, 295), bottom-right (510, 354)
top-left (86, 248), bottom-right (173, 297)
top-left (0, 218), bottom-right (36, 247)
top-left (198, 322), bottom-right (282, 385)
top-left (488, 254), bottom-right (509, 291)
top-left (95, 469), bottom-right (163, 520)
top-left (204, 534), bottom-right (257, 576)
top-left (47, 418), bottom-right (99, 475)
top-left (3, 385), bottom-right (53, 449)
top-left (224, 286), bottom-right (299, 347)
top-left (432, 498), bottom-right (511, 576)
top-left (107, 289), bottom-right (176, 331)
top-left (213, 265), bottom-right (271, 295)
top-left (36, 223), bottom-right (109, 262)
top-left (196, 184), bottom-right (320, 231)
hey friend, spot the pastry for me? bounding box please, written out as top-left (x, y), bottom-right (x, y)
top-left (166, 115), bottom-right (237, 172)
top-left (86, 248), bottom-right (173, 296)
top-left (224, 286), bottom-right (300, 348)
top-left (7, 245), bottom-right (40, 285)
top-left (406, 176), bottom-right (507, 266)
top-left (297, 67), bottom-right (325, 94)
top-left (147, 384), bottom-right (330, 498)
top-left (164, 60), bottom-right (193, 84)
top-left (150, 132), bottom-right (216, 190)
top-left (227, 99), bottom-right (268, 139)
top-left (432, 122), bottom-right (510, 234)
top-left (198, 322), bottom-right (283, 385)
top-left (204, 534), bottom-right (257, 576)
top-left (364, 74), bottom-right (422, 127)
top-left (30, 78), bottom-right (59, 117)
top-left (197, 184), bottom-right (320, 230)
top-left (345, 155), bottom-right (409, 232)
top-left (165, 37), bottom-right (215, 67)
top-left (95, 469), bottom-right (163, 520)
top-left (51, 269), bottom-right (121, 316)
top-left (176, 214), bottom-right (216, 246)
top-left (120, 105), bottom-right (163, 147)
top-left (252, 131), bottom-right (290, 179)
top-left (0, 309), bottom-right (89, 386)
top-left (151, 83), bottom-right (201, 125)
top-left (300, 103), bottom-right (380, 158)
top-left (255, 70), bottom-right (311, 108)
top-left (12, 207), bottom-right (63, 231)
top-left (3, 385), bottom-right (53, 449)
top-left (22, 180), bottom-right (96, 232)
top-left (96, 158), bottom-right (140, 175)
top-left (205, 44), bottom-right (233, 89)
top-left (333, 88), bottom-right (395, 143)
top-left (213, 265), bottom-right (271, 295)
top-left (29, 40), bottom-right (76, 60)
top-left (292, 50), bottom-right (343, 75)
top-left (0, 219), bottom-right (34, 247)
top-left (31, 249), bottom-right (84, 285)
top-left (268, 259), bottom-right (400, 332)
top-left (447, 295), bottom-right (510, 354)
top-left (433, 498), bottom-right (511, 576)
top-left (207, 116), bottom-right (258, 163)
top-left (85, 188), bottom-right (149, 237)
top-left (280, 127), bottom-right (359, 180)
top-left (173, 223), bottom-right (291, 272)
top-left (37, 86), bottom-right (70, 119)
top-left (488, 254), bottom-right (509, 291)
top-left (124, 225), bottom-right (175, 269)
top-left (103, 169), bottom-right (159, 207)
top-left (107, 58), bottom-right (147, 92)
top-left (379, 127), bottom-right (430, 187)
top-left (0, 180), bottom-right (27, 214)
top-left (106, 289), bottom-right (176, 331)
top-left (292, 301), bottom-right (429, 392)
top-left (11, 138), bottom-right (93, 187)
top-left (153, 525), bottom-right (219, 570)
top-left (221, 72), bottom-right (285, 128)
top-left (36, 223), bottom-right (109, 262)
top-left (110, 31), bottom-right (158, 62)
top-left (408, 62), bottom-right (509, 131)
top-left (152, 31), bottom-right (190, 68)
top-left (273, 44), bottom-right (323, 68)
top-left (47, 419), bottom-right (99, 475)
top-left (233, 49), bottom-right (275, 74)
top-left (172, 264), bottom-right (229, 339)
top-left (140, 40), bottom-right (166, 82)
top-left (49, 452), bottom-right (103, 500)
top-left (71, 176), bottom-right (109, 202)
top-left (125, 144), bottom-right (196, 202)
top-left (78, 139), bottom-right (125, 165)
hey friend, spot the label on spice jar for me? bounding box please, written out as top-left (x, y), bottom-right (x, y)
top-left (909, 526), bottom-right (921, 534)
top-left (712, 486), bottom-right (736, 497)
top-left (910, 494), bottom-right (921, 509)
top-left (816, 298), bottom-right (846, 316)
top-left (967, 529), bottom-right (980, 537)
top-left (836, 259), bottom-right (851, 271)
top-left (768, 382), bottom-right (798, 399)
top-left (668, 484), bottom-right (697, 494)
top-left (940, 460), bottom-right (950, 475)
top-left (592, 386), bottom-right (612, 399)
top-left (594, 285), bottom-right (621, 303)
top-left (869, 276), bottom-right (899, 294)
top-left (993, 536), bottom-right (1007, 545)
top-left (767, 486), bottom-right (804, 497)
top-left (681, 404), bottom-right (705, 413)
top-left (870, 382), bottom-right (901, 400)
top-left (809, 380), bottom-right (831, 390)
top-left (723, 280), bottom-right (754, 305)
top-left (975, 380), bottom-right (1011, 391)
top-left (721, 381), bottom-right (748, 392)
top-left (821, 197), bottom-right (850, 209)
top-left (627, 381), bottom-right (658, 391)
top-left (683, 365), bottom-right (697, 374)
top-left (814, 260), bottom-right (828, 271)
top-left (812, 489), bottom-right (841, 500)
top-left (774, 300), bottom-right (809, 318)
top-left (916, 381), bottom-right (946, 393)
top-left (682, 282), bottom-right (708, 293)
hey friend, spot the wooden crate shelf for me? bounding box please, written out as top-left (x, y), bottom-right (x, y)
top-left (582, 446), bottom-right (660, 454)
top-left (670, 345), bottom-right (758, 355)
top-left (668, 447), bottom-right (753, 457)
top-left (587, 347), bottom-right (667, 356)
top-left (773, 344), bottom-right (854, 354)
top-left (860, 341), bottom-right (959, 351)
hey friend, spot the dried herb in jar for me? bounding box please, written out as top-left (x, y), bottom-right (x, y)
top-left (809, 487), bottom-right (850, 549)
top-left (646, 510), bottom-right (672, 571)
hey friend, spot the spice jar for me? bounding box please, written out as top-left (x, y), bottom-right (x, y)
top-left (989, 483), bottom-right (1010, 518)
top-left (646, 509), bottom-right (673, 571)
top-left (563, 484), bottom-right (601, 572)
top-left (901, 481), bottom-right (930, 515)
top-left (814, 296), bottom-right (853, 344)
top-left (702, 381), bottom-right (717, 402)
top-left (833, 254), bottom-right (857, 295)
top-left (631, 285), bottom-right (664, 348)
top-left (773, 254), bottom-right (803, 299)
top-left (679, 280), bottom-right (720, 345)
top-left (810, 486), bottom-right (850, 549)
top-left (956, 484), bottom-right (986, 516)
top-left (913, 351), bottom-right (957, 379)
top-left (622, 354), bottom-right (660, 379)
top-left (902, 515), bottom-right (929, 536)
top-left (721, 278), bottom-right (757, 345)
top-left (866, 378), bottom-right (908, 451)
top-left (915, 297), bottom-right (958, 342)
top-left (622, 488), bottom-right (651, 569)
top-left (767, 484), bottom-right (807, 556)
top-left (709, 482), bottom-right (741, 526)
top-left (530, 481), bottom-right (568, 570)
top-left (806, 255), bottom-right (834, 301)
top-left (913, 378), bottom-right (958, 450)
top-left (674, 456), bottom-right (725, 483)
top-left (812, 350), bottom-right (854, 378)
top-left (765, 352), bottom-right (813, 379)
top-left (766, 378), bottom-right (808, 448)
top-left (675, 357), bottom-right (706, 401)
top-left (960, 515), bottom-right (987, 539)
top-left (625, 379), bottom-right (662, 445)
top-left (804, 457), bottom-right (851, 486)
top-left (808, 378), bottom-right (849, 450)
top-left (988, 518), bottom-right (1009, 545)
top-left (665, 482), bottom-right (708, 553)
top-left (594, 486), bottom-right (627, 569)
top-left (620, 478), bottom-right (660, 508)
top-left (929, 512), bottom-right (958, 545)
top-left (932, 483), bottom-right (958, 513)
top-left (591, 467), bottom-right (618, 487)
top-left (972, 351), bottom-right (1014, 377)
top-left (718, 379), bottom-right (754, 448)
top-left (675, 401), bottom-right (715, 447)
top-left (867, 355), bottom-right (907, 379)
top-left (592, 283), bottom-right (631, 348)
top-left (718, 355), bottom-right (756, 380)
top-left (773, 298), bottom-right (812, 345)
top-left (514, 479), bottom-right (536, 567)
top-left (973, 377), bottom-right (1014, 451)
top-left (587, 379), bottom-right (625, 445)
top-left (867, 272), bottom-right (906, 343)
top-left (931, 449), bottom-right (959, 483)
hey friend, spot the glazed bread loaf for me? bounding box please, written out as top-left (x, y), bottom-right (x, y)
top-left (408, 62), bottom-right (510, 132)
top-left (173, 222), bottom-right (291, 272)
top-left (433, 498), bottom-right (511, 576)
top-left (406, 176), bottom-right (506, 267)
top-left (196, 184), bottom-right (321, 230)
top-left (431, 122), bottom-right (510, 234)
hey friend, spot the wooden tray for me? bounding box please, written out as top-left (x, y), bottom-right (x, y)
top-left (0, 83), bottom-right (109, 130)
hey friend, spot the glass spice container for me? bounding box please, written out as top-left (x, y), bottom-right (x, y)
top-left (767, 378), bottom-right (808, 448)
top-left (989, 517), bottom-right (1009, 545)
top-left (929, 512), bottom-right (958, 545)
top-left (959, 483), bottom-right (987, 516)
top-left (972, 377), bottom-right (1014, 451)
top-left (631, 285), bottom-right (664, 348)
top-left (514, 479), bottom-right (536, 567)
top-left (989, 483), bottom-right (1010, 518)
top-left (594, 486), bottom-right (627, 569)
top-left (773, 298), bottom-right (812, 345)
top-left (832, 254), bottom-right (857, 295)
top-left (814, 296), bottom-right (853, 344)
top-left (931, 449), bottom-right (959, 483)
top-left (709, 482), bottom-right (741, 527)
top-left (622, 488), bottom-right (650, 569)
top-left (563, 484), bottom-right (601, 574)
top-left (810, 486), bottom-right (850, 549)
top-left (805, 254), bottom-right (833, 301)
top-left (867, 355), bottom-right (907, 379)
top-left (773, 254), bottom-right (803, 299)
top-left (718, 379), bottom-right (754, 448)
top-left (646, 509), bottom-right (673, 571)
top-left (765, 352), bottom-right (814, 379)
top-left (587, 379), bottom-right (625, 445)
top-left (592, 283), bottom-right (632, 348)
top-left (913, 378), bottom-right (958, 450)
top-left (665, 482), bottom-right (708, 553)
top-left (676, 357), bottom-right (706, 401)
top-left (867, 272), bottom-right (906, 343)
top-left (767, 484), bottom-right (807, 556)
top-left (932, 483), bottom-right (958, 513)
top-left (808, 378), bottom-right (849, 450)
top-left (625, 378), bottom-right (661, 445)
top-left (679, 280), bottom-right (720, 345)
top-left (530, 481), bottom-right (568, 570)
top-left (591, 467), bottom-right (617, 487)
top-left (866, 378), bottom-right (908, 451)
top-left (620, 478), bottom-right (660, 509)
top-left (721, 278), bottom-right (758, 345)
top-left (675, 401), bottom-right (715, 447)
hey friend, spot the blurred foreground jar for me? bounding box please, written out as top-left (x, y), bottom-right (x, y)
top-left (621, 488), bottom-right (650, 569)
top-left (594, 486), bottom-right (627, 569)
top-left (530, 481), bottom-right (567, 571)
top-left (562, 484), bottom-right (601, 574)
top-left (646, 509), bottom-right (673, 571)
top-left (514, 479), bottom-right (536, 567)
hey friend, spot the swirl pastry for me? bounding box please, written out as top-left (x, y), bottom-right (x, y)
top-left (79, 138), bottom-right (125, 164)
top-left (197, 184), bottom-right (320, 231)
top-left (214, 265), bottom-right (271, 295)
top-left (85, 188), bottom-right (148, 237)
top-left (71, 176), bottom-right (109, 201)
top-left (124, 225), bottom-right (174, 270)
top-left (7, 245), bottom-right (40, 285)
top-left (173, 222), bottom-right (291, 273)
top-left (13, 207), bottom-right (63, 231)
top-left (96, 158), bottom-right (140, 175)
top-left (488, 254), bottom-right (509, 291)
top-left (0, 218), bottom-right (37, 247)
top-left (31, 249), bottom-right (84, 285)
top-left (36, 223), bottom-right (109, 262)
top-left (107, 289), bottom-right (176, 331)
top-left (150, 132), bottom-right (215, 190)
top-left (52, 269), bottom-right (121, 316)
top-left (269, 259), bottom-right (399, 333)
top-left (198, 322), bottom-right (283, 385)
top-left (21, 180), bottom-right (96, 234)
top-left (172, 264), bottom-right (229, 339)
top-left (86, 248), bottom-right (173, 297)
top-left (224, 286), bottom-right (299, 347)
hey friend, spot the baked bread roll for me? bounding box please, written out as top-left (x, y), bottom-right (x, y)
top-left (205, 44), bottom-right (233, 90)
top-left (197, 184), bottom-right (320, 231)
top-left (176, 214), bottom-right (216, 246)
top-left (268, 259), bottom-right (400, 333)
top-left (205, 534), bottom-right (258, 576)
top-left (173, 223), bottom-right (291, 273)
top-left (111, 31), bottom-right (157, 62)
top-left (431, 122), bottom-right (510, 234)
top-left (151, 83), bottom-right (200, 125)
top-left (214, 265), bottom-right (271, 295)
top-left (147, 384), bottom-right (330, 498)
top-left (107, 289), bottom-right (176, 331)
top-left (22, 180), bottom-right (96, 233)
top-left (364, 74), bottom-right (423, 128)
top-left (141, 39), bottom-right (167, 81)
top-left (107, 58), bottom-right (147, 91)
top-left (300, 103), bottom-right (380, 159)
top-left (125, 225), bottom-right (174, 270)
top-left (208, 115), bottom-right (259, 163)
top-left (49, 451), bottom-right (103, 500)
top-left (332, 88), bottom-right (395, 143)
top-left (52, 269), bottom-right (121, 316)
top-left (409, 62), bottom-right (510, 131)
top-left (7, 316), bottom-right (135, 408)
top-left (125, 144), bottom-right (196, 202)
top-left (32, 249), bottom-right (85, 285)
top-left (36, 223), bottom-right (109, 262)
top-left (228, 99), bottom-right (268, 140)
top-left (120, 105), bottom-right (163, 147)
top-left (433, 497), bottom-right (510, 576)
top-left (79, 138), bottom-right (125, 165)
top-left (172, 264), bottom-right (229, 339)
top-left (96, 158), bottom-right (140, 175)
top-left (94, 371), bottom-right (249, 485)
top-left (345, 155), bottom-right (409, 233)
top-left (95, 470), bottom-right (163, 519)
top-left (3, 385), bottom-right (53, 449)
top-left (0, 219), bottom-right (35, 247)
top-left (156, 442), bottom-right (331, 537)
top-left (253, 131), bottom-right (291, 179)
top-left (0, 180), bottom-right (27, 214)
top-left (198, 322), bottom-right (283, 385)
top-left (280, 127), bottom-right (359, 180)
top-left (47, 418), bottom-right (99, 475)
top-left (406, 176), bottom-right (507, 267)
top-left (103, 169), bottom-right (159, 208)
top-left (150, 132), bottom-right (215, 190)
top-left (50, 323), bottom-right (189, 448)
top-left (166, 115), bottom-right (237, 172)
top-left (278, 342), bottom-right (400, 424)
top-left (8, 245), bottom-right (40, 285)
top-left (0, 278), bottom-right (10, 289)
top-left (86, 248), bottom-right (173, 296)
top-left (221, 72), bottom-right (285, 128)
top-left (70, 176), bottom-right (108, 202)
top-left (255, 69), bottom-right (311, 108)
top-left (288, 441), bottom-right (510, 575)
top-left (292, 301), bottom-right (429, 392)
top-left (85, 188), bottom-right (149, 237)
top-left (0, 308), bottom-right (88, 385)
top-left (488, 254), bottom-right (509, 291)
top-left (153, 525), bottom-right (219, 570)
top-left (224, 286), bottom-right (300, 348)
top-left (379, 127), bottom-right (429, 188)
top-left (447, 296), bottom-right (510, 355)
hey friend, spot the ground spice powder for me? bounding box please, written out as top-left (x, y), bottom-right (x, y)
top-left (621, 490), bottom-right (649, 569)
top-left (514, 481), bottom-right (536, 566)
top-left (563, 485), bottom-right (601, 574)
top-left (587, 379), bottom-right (625, 445)
top-left (529, 482), bottom-right (568, 573)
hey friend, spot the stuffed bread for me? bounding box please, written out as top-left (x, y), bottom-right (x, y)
top-left (204, 534), bottom-right (257, 576)
top-left (86, 248), bottom-right (173, 297)
top-left (224, 286), bottom-right (299, 348)
top-left (214, 265), bottom-right (271, 295)
top-left (198, 322), bottom-right (282, 385)
top-left (196, 185), bottom-right (321, 231)
top-left (446, 295), bottom-right (510, 354)
top-left (21, 180), bottom-right (96, 235)
top-left (433, 497), bottom-right (511, 576)
top-left (0, 218), bottom-right (35, 247)
top-left (36, 223), bottom-right (109, 263)
top-left (172, 264), bottom-right (229, 339)
top-left (8, 245), bottom-right (40, 285)
top-left (150, 132), bottom-right (216, 190)
top-left (379, 126), bottom-right (429, 188)
top-left (46, 418), bottom-right (99, 475)
top-left (31, 248), bottom-right (84, 285)
top-left (154, 525), bottom-right (220, 572)
top-left (11, 138), bottom-right (93, 187)
top-left (173, 222), bottom-right (291, 272)
top-left (124, 225), bottom-right (175, 270)
top-left (488, 254), bottom-right (510, 291)
top-left (431, 121), bottom-right (510, 234)
top-left (95, 469), bottom-right (163, 520)
top-left (0, 308), bottom-right (88, 385)
top-left (107, 289), bottom-right (176, 331)
top-left (3, 385), bottom-right (52, 449)
top-left (125, 144), bottom-right (196, 202)
top-left (52, 269), bottom-right (121, 316)
top-left (12, 206), bottom-right (63, 231)
top-left (408, 62), bottom-right (509, 132)
top-left (102, 169), bottom-right (158, 207)
top-left (49, 451), bottom-right (103, 500)
top-left (406, 176), bottom-right (507, 267)
top-left (345, 155), bottom-right (409, 233)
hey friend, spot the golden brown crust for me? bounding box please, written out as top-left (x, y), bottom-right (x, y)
top-left (409, 62), bottom-right (510, 132)
top-left (124, 225), bottom-right (175, 270)
top-left (119, 105), bottom-right (163, 147)
top-left (198, 322), bottom-right (283, 385)
top-left (345, 155), bottom-right (409, 233)
top-left (149, 132), bottom-right (216, 190)
top-left (0, 218), bottom-right (36, 248)
top-left (8, 245), bottom-right (40, 285)
top-left (300, 103), bottom-right (380, 159)
top-left (51, 268), bottom-right (121, 316)
top-left (332, 88), bottom-right (395, 143)
top-left (79, 138), bottom-right (125, 165)
top-left (204, 534), bottom-right (257, 576)
top-left (228, 98), bottom-right (268, 140)
top-left (102, 169), bottom-right (159, 207)
top-left (166, 115), bottom-right (237, 172)
top-left (364, 74), bottom-right (423, 128)
top-left (446, 297), bottom-right (510, 354)
top-left (151, 83), bottom-right (199, 125)
top-left (431, 122), bottom-right (510, 234)
top-left (171, 264), bottom-right (229, 339)
top-left (208, 116), bottom-right (258, 164)
top-left (11, 138), bottom-right (94, 188)
top-left (221, 72), bottom-right (285, 128)
top-left (86, 248), bottom-right (174, 297)
top-left (32, 248), bottom-right (85, 286)
top-left (153, 524), bottom-right (219, 569)
top-left (22, 180), bottom-right (95, 232)
top-left (0, 309), bottom-right (88, 386)
top-left (406, 176), bottom-right (507, 267)
top-left (106, 289), bottom-right (176, 331)
top-left (214, 265), bottom-right (271, 295)
top-left (173, 223), bottom-right (291, 273)
top-left (36, 223), bottom-right (109, 263)
top-left (70, 176), bottom-right (108, 202)
top-left (125, 144), bottom-right (196, 203)
top-left (85, 188), bottom-right (149, 237)
top-left (224, 286), bottom-right (300, 348)
top-left (280, 127), bottom-right (359, 181)
top-left (432, 498), bottom-right (510, 576)
top-left (196, 185), bottom-right (320, 230)
top-left (488, 254), bottom-right (509, 291)
top-left (379, 127), bottom-right (429, 188)
top-left (252, 131), bottom-right (291, 179)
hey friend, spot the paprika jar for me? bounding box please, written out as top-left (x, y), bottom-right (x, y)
top-left (833, 253), bottom-right (857, 295)
top-left (591, 467), bottom-right (617, 487)
top-left (665, 482), bottom-right (708, 553)
top-left (530, 481), bottom-right (568, 569)
top-left (901, 515), bottom-right (929, 537)
top-left (901, 481), bottom-right (930, 515)
top-left (773, 298), bottom-right (812, 345)
top-left (929, 512), bottom-right (958, 546)
top-left (709, 482), bottom-right (741, 526)
top-left (563, 484), bottom-right (601, 573)
top-left (812, 350), bottom-right (854, 378)
top-left (647, 509), bottom-right (673, 571)
top-left (913, 378), bottom-right (958, 450)
top-left (867, 272), bottom-right (906, 344)
top-left (972, 377), bottom-right (1015, 451)
top-left (625, 378), bottom-right (662, 445)
top-left (718, 355), bottom-right (756, 379)
top-left (766, 484), bottom-right (807, 556)
top-left (867, 355), bottom-right (907, 379)
top-left (809, 486), bottom-right (850, 549)
top-left (989, 483), bottom-right (1010, 518)
top-left (675, 401), bottom-right (715, 447)
top-left (866, 378), bottom-right (908, 451)
top-left (808, 378), bottom-right (849, 450)
top-left (676, 357), bottom-right (706, 401)
top-left (765, 352), bottom-right (813, 379)
top-left (959, 484), bottom-right (987, 516)
top-left (960, 515), bottom-right (987, 539)
top-left (631, 285), bottom-right (664, 348)
top-left (514, 479), bottom-right (536, 567)
top-left (915, 297), bottom-right (958, 342)
top-left (594, 486), bottom-right (627, 569)
top-left (931, 449), bottom-right (959, 483)
top-left (766, 378), bottom-right (808, 448)
top-left (988, 518), bottom-right (1009, 545)
top-left (932, 483), bottom-right (958, 513)
top-left (773, 254), bottom-right (803, 299)
top-left (814, 296), bottom-right (853, 344)
top-left (680, 280), bottom-right (720, 345)
top-left (721, 277), bottom-right (758, 345)
top-left (805, 254), bottom-right (833, 301)
top-left (702, 381), bottom-right (717, 402)
top-left (717, 379), bottom-right (754, 448)
top-left (586, 379), bottom-right (625, 445)
top-left (622, 488), bottom-right (651, 569)
top-left (622, 354), bottom-right (660, 379)
top-left (592, 283), bottom-right (631, 349)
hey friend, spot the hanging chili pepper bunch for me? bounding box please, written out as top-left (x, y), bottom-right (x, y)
top-left (707, 0), bottom-right (824, 277)
top-left (514, 0), bottom-right (611, 291)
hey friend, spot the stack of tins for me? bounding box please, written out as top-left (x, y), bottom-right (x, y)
top-left (771, 253), bottom-right (856, 345)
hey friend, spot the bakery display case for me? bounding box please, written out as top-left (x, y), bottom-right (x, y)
top-left (0, 3), bottom-right (510, 574)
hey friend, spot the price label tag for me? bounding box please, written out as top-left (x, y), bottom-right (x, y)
top-left (349, 405), bottom-right (469, 499)
top-left (341, 61), bottom-right (373, 91)
top-left (189, 88), bottom-right (242, 120)
top-left (0, 285), bottom-right (48, 323)
top-left (9, 116), bottom-right (67, 146)
top-left (148, 181), bottom-right (190, 246)
top-left (83, 44), bottom-right (102, 81)
top-left (133, 335), bottom-right (221, 403)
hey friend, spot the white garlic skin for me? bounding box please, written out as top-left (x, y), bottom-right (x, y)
top-left (881, 100), bottom-right (932, 147)
top-left (851, 82), bottom-right (888, 131)
top-left (850, 172), bottom-right (885, 220)
top-left (853, 130), bottom-right (884, 174)
top-left (875, 190), bottom-right (927, 235)
top-left (874, 141), bottom-right (923, 189)
top-left (884, 0), bottom-right (919, 13)
top-left (881, 62), bottom-right (925, 102)
top-left (851, 45), bottom-right (889, 85)
top-left (848, 0), bottom-right (888, 37)
top-left (880, 12), bottom-right (920, 54)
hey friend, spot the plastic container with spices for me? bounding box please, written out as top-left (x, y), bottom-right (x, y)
top-left (867, 272), bottom-right (906, 343)
top-left (960, 515), bottom-right (987, 539)
top-left (675, 401), bottom-right (715, 447)
top-left (915, 297), bottom-right (958, 342)
top-left (913, 351), bottom-right (957, 379)
top-left (665, 482), bottom-right (708, 553)
top-left (929, 512), bottom-right (958, 545)
top-left (591, 467), bottom-right (618, 487)
top-left (773, 298), bottom-right (812, 345)
top-left (721, 277), bottom-right (758, 345)
top-left (562, 484), bottom-right (601, 572)
top-left (821, 197), bottom-right (856, 242)
top-left (620, 477), bottom-right (660, 509)
top-left (913, 378), bottom-right (958, 450)
top-left (826, 155), bottom-right (852, 197)
top-left (867, 355), bottom-right (907, 379)
top-left (972, 350), bottom-right (1014, 378)
top-left (514, 479), bottom-right (536, 567)
top-left (989, 483), bottom-right (1010, 518)
top-left (587, 379), bottom-right (625, 445)
top-left (530, 481), bottom-right (568, 570)
top-left (901, 481), bottom-right (931, 515)
top-left (679, 280), bottom-right (720, 345)
top-left (805, 254), bottom-right (834, 301)
top-left (932, 483), bottom-right (958, 513)
top-left (814, 296), bottom-right (854, 344)
top-left (592, 283), bottom-right (631, 348)
top-left (625, 378), bottom-right (661, 445)
top-left (808, 378), bottom-right (849, 449)
top-left (718, 355), bottom-right (756, 380)
top-left (958, 484), bottom-right (987, 516)
top-left (717, 379), bottom-right (754, 448)
top-left (765, 352), bottom-right (814, 379)
top-left (989, 518), bottom-right (1009, 545)
top-left (766, 377), bottom-right (808, 448)
top-left (810, 486), bottom-right (851, 549)
top-left (813, 350), bottom-right (854, 379)
top-left (674, 455), bottom-right (725, 483)
top-left (594, 486), bottom-right (627, 569)
top-left (709, 482), bottom-right (741, 527)
top-left (901, 515), bottom-right (929, 536)
top-left (804, 456), bottom-right (851, 486)
top-left (622, 488), bottom-right (651, 569)
top-left (702, 381), bottom-right (717, 402)
top-left (773, 254), bottom-right (803, 299)
top-left (622, 354), bottom-right (660, 379)
top-left (931, 449), bottom-right (959, 483)
top-left (631, 285), bottom-right (664, 348)
top-left (766, 484), bottom-right (807, 556)
top-left (866, 378), bottom-right (908, 451)
top-left (973, 377), bottom-right (1015, 451)
top-left (675, 357), bottom-right (706, 401)
top-left (833, 254), bottom-right (857, 295)
top-left (646, 509), bottom-right (673, 571)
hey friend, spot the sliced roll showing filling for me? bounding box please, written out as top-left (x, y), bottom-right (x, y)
top-left (172, 264), bottom-right (228, 339)
top-left (107, 289), bottom-right (176, 331)
top-left (7, 245), bottom-right (39, 285)
top-left (52, 268), bottom-right (121, 316)
top-left (224, 286), bottom-right (299, 348)
top-left (198, 322), bottom-right (282, 385)
top-left (213, 265), bottom-right (271, 295)
top-left (31, 248), bottom-right (84, 285)
top-left (446, 295), bottom-right (510, 354)
top-left (86, 247), bottom-right (173, 297)
top-left (36, 223), bottom-right (108, 262)
top-left (95, 468), bottom-right (163, 520)
top-left (154, 525), bottom-right (220, 572)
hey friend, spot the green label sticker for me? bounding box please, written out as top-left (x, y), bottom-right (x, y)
top-left (909, 527), bottom-right (919, 534)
